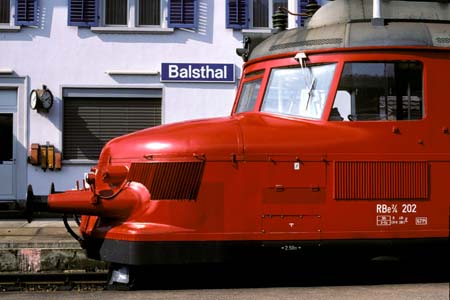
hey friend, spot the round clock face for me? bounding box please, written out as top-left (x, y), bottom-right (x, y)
top-left (41, 90), bottom-right (53, 110)
top-left (30, 90), bottom-right (38, 110)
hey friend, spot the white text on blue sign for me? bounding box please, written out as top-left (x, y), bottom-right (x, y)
top-left (161, 63), bottom-right (235, 82)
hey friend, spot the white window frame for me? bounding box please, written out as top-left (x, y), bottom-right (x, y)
top-left (0, 0), bottom-right (11, 24)
top-left (244, 0), bottom-right (296, 32)
top-left (0, 0), bottom-right (20, 31)
top-left (100, 0), bottom-right (167, 28)
top-left (136, 0), bottom-right (164, 27)
top-left (102, 0), bottom-right (129, 27)
top-left (92, 0), bottom-right (172, 33)
top-left (248, 0), bottom-right (274, 29)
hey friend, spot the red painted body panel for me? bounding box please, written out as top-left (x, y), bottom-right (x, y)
top-left (43, 48), bottom-right (449, 264)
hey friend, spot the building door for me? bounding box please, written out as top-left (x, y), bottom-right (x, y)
top-left (0, 89), bottom-right (17, 200)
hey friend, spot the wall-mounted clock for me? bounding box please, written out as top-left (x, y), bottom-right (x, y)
top-left (30, 85), bottom-right (53, 113)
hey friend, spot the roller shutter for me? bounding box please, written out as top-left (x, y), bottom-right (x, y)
top-left (63, 95), bottom-right (161, 160)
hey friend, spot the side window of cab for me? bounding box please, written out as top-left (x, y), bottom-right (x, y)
top-left (236, 79), bottom-right (262, 113)
top-left (330, 62), bottom-right (423, 121)
top-left (235, 70), bottom-right (264, 113)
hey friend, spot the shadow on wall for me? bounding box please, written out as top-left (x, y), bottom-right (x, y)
top-left (0, 0), bottom-right (57, 41)
top-left (62, 103), bottom-right (104, 161)
top-left (1, 0), bottom-right (221, 44)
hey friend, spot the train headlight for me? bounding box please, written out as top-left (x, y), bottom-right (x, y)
top-left (102, 165), bottom-right (129, 186)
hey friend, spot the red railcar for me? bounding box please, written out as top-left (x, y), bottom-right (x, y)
top-left (27, 0), bottom-right (449, 286)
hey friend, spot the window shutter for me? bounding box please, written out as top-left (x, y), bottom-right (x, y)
top-left (15, 0), bottom-right (38, 26)
top-left (297, 0), bottom-right (308, 27)
top-left (168, 0), bottom-right (198, 29)
top-left (226, 0), bottom-right (248, 29)
top-left (68, 0), bottom-right (98, 27)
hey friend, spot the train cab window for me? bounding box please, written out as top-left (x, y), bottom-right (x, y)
top-left (330, 62), bottom-right (423, 121)
top-left (261, 64), bottom-right (336, 119)
top-left (236, 79), bottom-right (262, 113)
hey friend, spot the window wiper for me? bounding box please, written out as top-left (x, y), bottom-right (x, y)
top-left (305, 76), bottom-right (316, 110)
top-left (294, 52), bottom-right (316, 111)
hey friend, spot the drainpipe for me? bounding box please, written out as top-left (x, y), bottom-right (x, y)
top-left (372, 0), bottom-right (385, 26)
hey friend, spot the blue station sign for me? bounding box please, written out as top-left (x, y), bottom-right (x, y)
top-left (161, 63), bottom-right (235, 83)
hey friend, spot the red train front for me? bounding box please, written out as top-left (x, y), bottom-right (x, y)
top-left (26, 0), bottom-right (449, 286)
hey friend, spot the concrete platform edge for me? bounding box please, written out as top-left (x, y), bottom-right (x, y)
top-left (0, 219), bottom-right (108, 273)
top-left (0, 247), bottom-right (108, 273)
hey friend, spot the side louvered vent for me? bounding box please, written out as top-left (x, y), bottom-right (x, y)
top-left (127, 162), bottom-right (205, 200)
top-left (334, 161), bottom-right (429, 200)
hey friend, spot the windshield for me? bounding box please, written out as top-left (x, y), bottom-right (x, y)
top-left (261, 64), bottom-right (336, 119)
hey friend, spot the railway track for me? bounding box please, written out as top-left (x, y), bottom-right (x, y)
top-left (0, 272), bottom-right (108, 292)
top-left (1, 260), bottom-right (446, 292)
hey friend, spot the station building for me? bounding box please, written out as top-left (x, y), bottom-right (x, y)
top-left (0, 0), bottom-right (323, 207)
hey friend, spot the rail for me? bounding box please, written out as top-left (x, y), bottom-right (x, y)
top-left (0, 271), bottom-right (108, 292)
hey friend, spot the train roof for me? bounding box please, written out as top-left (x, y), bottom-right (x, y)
top-left (249, 0), bottom-right (450, 60)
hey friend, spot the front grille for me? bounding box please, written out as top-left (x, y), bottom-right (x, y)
top-left (127, 162), bottom-right (205, 200)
